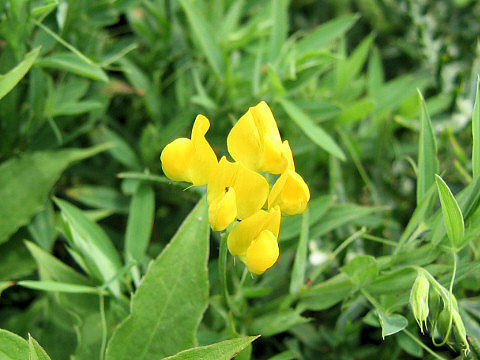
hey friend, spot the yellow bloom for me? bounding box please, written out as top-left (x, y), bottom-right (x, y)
top-left (207, 156), bottom-right (269, 231)
top-left (268, 140), bottom-right (310, 215)
top-left (227, 206), bottom-right (281, 274)
top-left (160, 115), bottom-right (218, 186)
top-left (227, 101), bottom-right (289, 174)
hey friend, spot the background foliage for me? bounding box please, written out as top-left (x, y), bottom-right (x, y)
top-left (1, 0), bottom-right (480, 359)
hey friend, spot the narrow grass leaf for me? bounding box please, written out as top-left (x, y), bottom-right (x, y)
top-left (435, 174), bottom-right (465, 250)
top-left (0, 47), bottom-right (40, 100)
top-left (248, 310), bottom-right (309, 337)
top-left (279, 98), bottom-right (346, 160)
top-left (105, 199), bottom-right (209, 360)
top-left (416, 90), bottom-right (438, 205)
top-left (125, 183), bottom-right (155, 262)
top-left (28, 335), bottom-right (52, 360)
top-left (296, 15), bottom-right (359, 58)
top-left (298, 274), bottom-right (352, 311)
top-left (162, 336), bottom-right (259, 360)
top-left (290, 208), bottom-right (309, 294)
top-left (0, 146), bottom-right (107, 244)
top-left (54, 198), bottom-right (122, 295)
top-left (267, 350), bottom-right (300, 360)
top-left (66, 186), bottom-right (130, 214)
top-left (472, 76), bottom-right (480, 177)
top-left (0, 240), bottom-right (36, 281)
top-left (97, 126), bottom-right (142, 170)
top-left (268, 0), bottom-right (289, 62)
top-left (18, 280), bottom-right (101, 294)
top-left (36, 52), bottom-right (108, 82)
top-left (178, 0), bottom-right (222, 76)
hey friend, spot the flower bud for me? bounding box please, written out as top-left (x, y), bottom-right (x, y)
top-left (268, 169), bottom-right (310, 215)
top-left (410, 272), bottom-right (430, 332)
top-left (452, 309), bottom-right (469, 352)
top-left (245, 229), bottom-right (279, 275)
top-left (428, 287), bottom-right (441, 328)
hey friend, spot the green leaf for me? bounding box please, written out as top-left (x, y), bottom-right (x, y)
top-left (290, 208), bottom-right (309, 294)
top-left (0, 47), bottom-right (40, 100)
top-left (28, 335), bottom-right (52, 360)
top-left (376, 310), bottom-right (408, 338)
top-left (267, 350), bottom-right (300, 360)
top-left (341, 255), bottom-right (378, 288)
top-left (0, 240), bottom-right (36, 281)
top-left (336, 33), bottom-right (374, 92)
top-left (178, 0), bottom-right (222, 76)
top-left (97, 126), bottom-right (142, 170)
top-left (27, 200), bottom-right (55, 251)
top-left (298, 274), bottom-right (352, 311)
top-left (473, 76), bottom-right (480, 177)
top-left (296, 15), bottom-right (359, 58)
top-left (0, 146), bottom-right (107, 244)
top-left (279, 98), bottom-right (346, 160)
top-left (0, 281), bottom-right (14, 298)
top-left (416, 90), bottom-right (438, 204)
top-left (106, 198), bottom-right (210, 360)
top-left (36, 52), bottom-right (109, 82)
top-left (24, 240), bottom-right (91, 285)
top-left (268, 0), bottom-right (289, 62)
top-left (435, 174), bottom-right (465, 250)
top-left (18, 280), bottom-right (102, 294)
top-left (162, 336), bottom-right (259, 360)
top-left (54, 198), bottom-right (122, 295)
top-left (0, 329), bottom-right (29, 360)
top-left (125, 183), bottom-right (155, 262)
top-left (248, 310), bottom-right (309, 337)
top-left (66, 186), bottom-right (130, 214)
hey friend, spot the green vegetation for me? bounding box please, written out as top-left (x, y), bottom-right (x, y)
top-left (1, 0), bottom-right (480, 359)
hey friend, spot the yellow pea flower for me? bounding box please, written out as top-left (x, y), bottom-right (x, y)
top-left (227, 101), bottom-right (289, 174)
top-left (160, 115), bottom-right (218, 186)
top-left (227, 206), bottom-right (281, 274)
top-left (268, 141), bottom-right (310, 215)
top-left (207, 156), bottom-right (269, 231)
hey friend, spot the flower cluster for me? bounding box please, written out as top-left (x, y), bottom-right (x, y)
top-left (160, 101), bottom-right (310, 274)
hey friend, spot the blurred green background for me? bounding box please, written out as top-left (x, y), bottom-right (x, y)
top-left (1, 0), bottom-right (480, 359)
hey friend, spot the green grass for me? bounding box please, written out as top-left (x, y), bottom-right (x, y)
top-left (0, 0), bottom-right (479, 359)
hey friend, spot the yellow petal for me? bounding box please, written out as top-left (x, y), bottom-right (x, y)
top-left (245, 230), bottom-right (279, 274)
top-left (207, 157), bottom-right (268, 220)
top-left (226, 110), bottom-right (262, 171)
top-left (227, 101), bottom-right (288, 174)
top-left (227, 207), bottom-right (280, 257)
top-left (281, 140), bottom-right (295, 171)
top-left (189, 115), bottom-right (219, 186)
top-left (268, 170), bottom-right (310, 215)
top-left (160, 138), bottom-right (194, 182)
top-left (208, 187), bottom-right (237, 231)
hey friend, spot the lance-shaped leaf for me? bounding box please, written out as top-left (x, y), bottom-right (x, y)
top-left (472, 76), bottom-right (480, 177)
top-left (0, 146), bottom-right (107, 244)
top-left (28, 335), bottom-right (52, 360)
top-left (0, 47), bottom-right (40, 100)
top-left (435, 175), bottom-right (465, 251)
top-left (105, 199), bottom-right (209, 360)
top-left (417, 90), bottom-right (438, 204)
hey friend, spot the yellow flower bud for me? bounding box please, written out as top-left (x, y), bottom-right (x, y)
top-left (268, 169), bottom-right (310, 215)
top-left (227, 101), bottom-right (289, 174)
top-left (208, 187), bottom-right (237, 231)
top-left (227, 206), bottom-right (281, 274)
top-left (207, 156), bottom-right (269, 222)
top-left (410, 272), bottom-right (430, 332)
top-left (245, 230), bottom-right (279, 274)
top-left (160, 115), bottom-right (218, 186)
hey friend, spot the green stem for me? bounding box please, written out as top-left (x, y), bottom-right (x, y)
top-left (403, 329), bottom-right (448, 360)
top-left (219, 232), bottom-right (229, 303)
top-left (99, 294), bottom-right (107, 360)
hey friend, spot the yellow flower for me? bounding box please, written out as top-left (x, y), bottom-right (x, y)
top-left (227, 101), bottom-right (290, 174)
top-left (227, 206), bottom-right (281, 274)
top-left (268, 141), bottom-right (310, 215)
top-left (160, 115), bottom-right (218, 186)
top-left (207, 156), bottom-right (269, 231)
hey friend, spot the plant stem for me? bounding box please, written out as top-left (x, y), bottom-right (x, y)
top-left (403, 329), bottom-right (448, 360)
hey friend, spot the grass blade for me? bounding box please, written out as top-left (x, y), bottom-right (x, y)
top-left (0, 47), bottom-right (40, 100)
top-left (472, 76), bottom-right (480, 177)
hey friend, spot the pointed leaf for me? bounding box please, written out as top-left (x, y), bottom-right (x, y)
top-left (0, 329), bottom-right (29, 360)
top-left (290, 208), bottom-right (309, 294)
top-left (163, 336), bottom-right (259, 360)
top-left (435, 175), bottom-right (465, 250)
top-left (0, 47), bottom-right (40, 100)
top-left (417, 91), bottom-right (438, 204)
top-left (106, 199), bottom-right (210, 360)
top-left (28, 335), bottom-right (52, 360)
top-left (0, 146), bottom-right (107, 244)
top-left (473, 76), bottom-right (480, 177)
top-left (376, 310), bottom-right (408, 338)
top-left (279, 98), bottom-right (346, 160)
